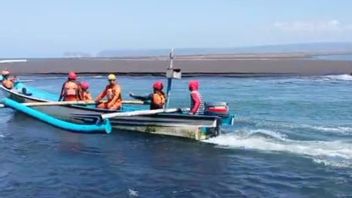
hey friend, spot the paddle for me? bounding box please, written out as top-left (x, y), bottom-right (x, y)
top-left (100, 108), bottom-right (184, 119)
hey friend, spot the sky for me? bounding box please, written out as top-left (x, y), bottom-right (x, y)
top-left (0, 0), bottom-right (351, 57)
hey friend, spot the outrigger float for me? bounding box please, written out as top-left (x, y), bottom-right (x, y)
top-left (0, 52), bottom-right (234, 140)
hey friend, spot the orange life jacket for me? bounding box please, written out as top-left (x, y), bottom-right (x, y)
top-left (151, 92), bottom-right (166, 109)
top-left (82, 91), bottom-right (92, 101)
top-left (96, 84), bottom-right (122, 110)
top-left (97, 84), bottom-right (122, 104)
top-left (63, 81), bottom-right (79, 101)
top-left (105, 84), bottom-right (122, 102)
top-left (2, 79), bottom-right (14, 89)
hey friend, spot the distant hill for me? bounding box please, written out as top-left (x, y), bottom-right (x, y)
top-left (96, 42), bottom-right (352, 57)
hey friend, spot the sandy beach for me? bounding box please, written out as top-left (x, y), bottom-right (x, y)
top-left (1, 53), bottom-right (352, 76)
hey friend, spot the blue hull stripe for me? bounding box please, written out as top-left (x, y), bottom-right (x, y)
top-left (1, 98), bottom-right (112, 134)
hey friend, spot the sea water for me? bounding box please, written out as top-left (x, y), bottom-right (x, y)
top-left (0, 75), bottom-right (351, 197)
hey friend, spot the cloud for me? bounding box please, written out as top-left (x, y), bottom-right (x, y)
top-left (273, 19), bottom-right (352, 33)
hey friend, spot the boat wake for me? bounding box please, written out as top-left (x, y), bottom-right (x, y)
top-left (308, 126), bottom-right (352, 135)
top-left (268, 122), bottom-right (352, 136)
top-left (234, 118), bottom-right (352, 136)
top-left (204, 129), bottom-right (352, 168)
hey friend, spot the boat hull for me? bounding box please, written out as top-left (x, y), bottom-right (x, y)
top-left (2, 98), bottom-right (111, 133)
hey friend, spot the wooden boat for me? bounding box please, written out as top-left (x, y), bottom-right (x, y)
top-left (0, 82), bottom-right (234, 140)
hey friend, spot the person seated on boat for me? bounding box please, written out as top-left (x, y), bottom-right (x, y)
top-left (129, 81), bottom-right (166, 110)
top-left (95, 74), bottom-right (122, 110)
top-left (80, 81), bottom-right (93, 101)
top-left (1, 70), bottom-right (16, 89)
top-left (188, 80), bottom-right (203, 115)
top-left (58, 71), bottom-right (82, 101)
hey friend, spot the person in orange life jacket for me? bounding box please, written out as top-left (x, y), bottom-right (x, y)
top-left (58, 71), bottom-right (82, 101)
top-left (1, 70), bottom-right (16, 89)
top-left (188, 80), bottom-right (203, 115)
top-left (95, 74), bottom-right (122, 110)
top-left (80, 81), bottom-right (93, 101)
top-left (129, 81), bottom-right (166, 110)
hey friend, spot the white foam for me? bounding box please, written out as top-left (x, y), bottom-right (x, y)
top-left (323, 74), bottom-right (352, 81)
top-left (128, 189), bottom-right (139, 197)
top-left (253, 120), bottom-right (352, 135)
top-left (204, 129), bottom-right (352, 168)
top-left (313, 158), bottom-right (352, 168)
top-left (285, 123), bottom-right (352, 135)
top-left (289, 124), bottom-right (352, 135)
top-left (239, 129), bottom-right (287, 141)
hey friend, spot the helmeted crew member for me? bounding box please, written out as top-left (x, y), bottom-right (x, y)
top-left (129, 81), bottom-right (166, 110)
top-left (188, 80), bottom-right (203, 115)
top-left (1, 70), bottom-right (16, 89)
top-left (59, 71), bottom-right (82, 101)
top-left (95, 74), bottom-right (122, 110)
top-left (80, 81), bottom-right (93, 101)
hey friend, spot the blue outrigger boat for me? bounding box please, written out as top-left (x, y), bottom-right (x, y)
top-left (0, 52), bottom-right (234, 140)
top-left (0, 81), bottom-right (234, 140)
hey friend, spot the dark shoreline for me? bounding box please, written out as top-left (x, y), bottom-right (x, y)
top-left (1, 54), bottom-right (352, 76)
top-left (17, 72), bottom-right (302, 78)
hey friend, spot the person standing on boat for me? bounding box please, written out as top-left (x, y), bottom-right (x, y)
top-left (95, 74), bottom-right (122, 110)
top-left (1, 70), bottom-right (16, 89)
top-left (129, 81), bottom-right (166, 110)
top-left (80, 81), bottom-right (93, 101)
top-left (58, 71), bottom-right (82, 101)
top-left (188, 80), bottom-right (203, 115)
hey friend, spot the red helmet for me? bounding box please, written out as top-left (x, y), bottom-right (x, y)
top-left (153, 81), bottom-right (164, 90)
top-left (80, 81), bottom-right (89, 90)
top-left (68, 71), bottom-right (77, 80)
top-left (2, 70), bottom-right (10, 76)
top-left (189, 80), bottom-right (199, 91)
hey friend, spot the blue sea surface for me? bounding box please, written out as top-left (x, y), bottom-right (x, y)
top-left (0, 74), bottom-right (352, 197)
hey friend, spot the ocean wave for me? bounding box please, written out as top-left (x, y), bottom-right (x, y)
top-left (236, 128), bottom-right (287, 141)
top-left (283, 123), bottom-right (352, 135)
top-left (248, 119), bottom-right (352, 135)
top-left (204, 129), bottom-right (352, 168)
top-left (323, 74), bottom-right (352, 81)
top-left (287, 124), bottom-right (352, 135)
top-left (309, 126), bottom-right (352, 134)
